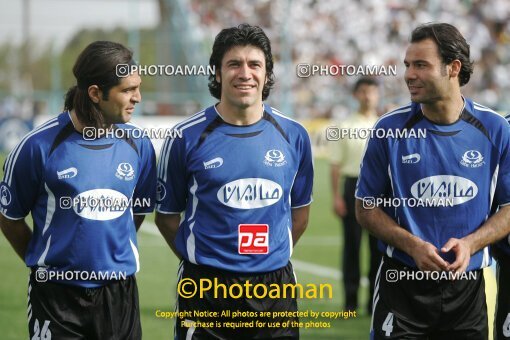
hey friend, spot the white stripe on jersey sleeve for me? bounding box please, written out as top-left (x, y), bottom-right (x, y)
top-left (157, 110), bottom-right (205, 171)
top-left (473, 102), bottom-right (506, 121)
top-left (158, 111), bottom-right (205, 181)
top-left (4, 118), bottom-right (59, 186)
top-left (356, 105), bottom-right (412, 190)
top-left (160, 114), bottom-right (207, 183)
top-left (4, 117), bottom-right (58, 175)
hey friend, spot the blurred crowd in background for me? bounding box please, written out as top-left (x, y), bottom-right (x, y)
top-left (0, 0), bottom-right (509, 122)
top-left (192, 0), bottom-right (510, 119)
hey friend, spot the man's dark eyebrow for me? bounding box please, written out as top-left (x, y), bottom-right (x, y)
top-left (122, 83), bottom-right (141, 91)
top-left (403, 59), bottom-right (430, 64)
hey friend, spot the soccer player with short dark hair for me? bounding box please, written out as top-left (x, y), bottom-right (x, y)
top-left (355, 23), bottom-right (510, 339)
top-left (0, 41), bottom-right (156, 339)
top-left (155, 24), bottom-right (313, 339)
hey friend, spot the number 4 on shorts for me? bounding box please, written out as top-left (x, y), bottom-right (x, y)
top-left (382, 312), bottom-right (394, 337)
top-left (503, 313), bottom-right (510, 337)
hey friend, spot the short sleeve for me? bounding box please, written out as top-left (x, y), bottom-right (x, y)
top-left (355, 130), bottom-right (391, 199)
top-left (156, 134), bottom-right (188, 213)
top-left (290, 127), bottom-right (314, 208)
top-left (495, 120), bottom-right (510, 206)
top-left (0, 138), bottom-right (42, 219)
top-left (133, 137), bottom-right (157, 214)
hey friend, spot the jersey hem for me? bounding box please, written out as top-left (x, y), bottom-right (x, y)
top-left (291, 200), bottom-right (313, 209)
top-left (0, 210), bottom-right (25, 220)
top-left (155, 208), bottom-right (184, 214)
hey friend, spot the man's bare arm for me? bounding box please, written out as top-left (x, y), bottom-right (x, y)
top-left (355, 199), bottom-right (448, 271)
top-left (442, 205), bottom-right (510, 273)
top-left (291, 205), bottom-right (310, 246)
top-left (0, 214), bottom-right (32, 261)
top-left (155, 212), bottom-right (182, 259)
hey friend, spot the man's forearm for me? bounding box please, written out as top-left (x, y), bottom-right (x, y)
top-left (291, 205), bottom-right (310, 246)
top-left (330, 164), bottom-right (342, 198)
top-left (155, 213), bottom-right (182, 259)
top-left (355, 200), bottom-right (423, 256)
top-left (464, 205), bottom-right (510, 254)
top-left (0, 215), bottom-right (32, 262)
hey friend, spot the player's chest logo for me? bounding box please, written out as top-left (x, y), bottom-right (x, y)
top-left (410, 175), bottom-right (478, 206)
top-left (460, 150), bottom-right (485, 168)
top-left (203, 157), bottom-right (223, 169)
top-left (115, 162), bottom-right (135, 181)
top-left (217, 178), bottom-right (283, 209)
top-left (57, 167), bottom-right (78, 179)
top-left (401, 153), bottom-right (421, 164)
top-left (264, 149), bottom-right (287, 167)
top-left (238, 224), bottom-right (269, 254)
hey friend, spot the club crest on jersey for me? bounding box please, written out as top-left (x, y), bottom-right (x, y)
top-left (156, 179), bottom-right (166, 202)
top-left (0, 184), bottom-right (12, 207)
top-left (217, 178), bottom-right (283, 209)
top-left (460, 150), bottom-right (484, 168)
top-left (115, 162), bottom-right (135, 181)
top-left (410, 175), bottom-right (478, 206)
top-left (238, 224), bottom-right (269, 254)
top-left (264, 149), bottom-right (287, 167)
top-left (57, 167), bottom-right (78, 179)
top-left (203, 157), bottom-right (223, 169)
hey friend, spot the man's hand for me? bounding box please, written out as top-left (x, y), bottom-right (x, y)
top-left (441, 238), bottom-right (471, 274)
top-left (333, 196), bottom-right (347, 218)
top-left (409, 240), bottom-right (449, 272)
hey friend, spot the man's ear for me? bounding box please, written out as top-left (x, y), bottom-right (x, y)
top-left (88, 85), bottom-right (102, 104)
top-left (449, 60), bottom-right (461, 79)
top-left (215, 69), bottom-right (221, 84)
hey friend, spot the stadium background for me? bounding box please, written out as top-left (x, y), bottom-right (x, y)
top-left (0, 0), bottom-right (509, 338)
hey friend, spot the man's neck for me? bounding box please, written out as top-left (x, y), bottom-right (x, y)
top-left (216, 102), bottom-right (264, 126)
top-left (421, 95), bottom-right (464, 125)
top-left (69, 109), bottom-right (85, 132)
top-left (70, 109), bottom-right (112, 132)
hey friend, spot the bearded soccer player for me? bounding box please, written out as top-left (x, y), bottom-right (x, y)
top-left (0, 41), bottom-right (156, 339)
top-left (155, 24), bottom-right (313, 339)
top-left (356, 23), bottom-right (510, 339)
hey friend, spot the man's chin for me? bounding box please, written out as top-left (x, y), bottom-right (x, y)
top-left (409, 94), bottom-right (423, 103)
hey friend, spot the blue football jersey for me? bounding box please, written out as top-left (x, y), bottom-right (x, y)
top-left (0, 112), bottom-right (157, 287)
top-left (156, 105), bottom-right (314, 273)
top-left (496, 113), bottom-right (510, 255)
top-left (356, 99), bottom-right (510, 271)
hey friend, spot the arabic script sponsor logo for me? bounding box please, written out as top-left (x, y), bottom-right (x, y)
top-left (217, 178), bottom-right (283, 209)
